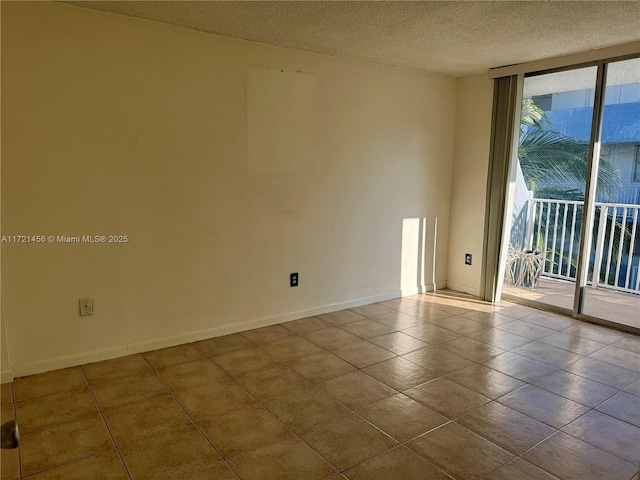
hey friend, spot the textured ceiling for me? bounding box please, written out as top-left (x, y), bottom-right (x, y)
top-left (62, 1), bottom-right (640, 76)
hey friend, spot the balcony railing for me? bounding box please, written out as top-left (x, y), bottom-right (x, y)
top-left (514, 199), bottom-right (640, 294)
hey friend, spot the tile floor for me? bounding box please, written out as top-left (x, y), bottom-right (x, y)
top-left (503, 276), bottom-right (640, 330)
top-left (1, 291), bottom-right (639, 480)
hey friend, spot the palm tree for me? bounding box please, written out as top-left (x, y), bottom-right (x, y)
top-left (516, 99), bottom-right (627, 282)
top-left (518, 99), bottom-right (622, 202)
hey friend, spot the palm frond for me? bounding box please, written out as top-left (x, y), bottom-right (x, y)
top-left (518, 127), bottom-right (622, 200)
top-left (521, 99), bottom-right (550, 131)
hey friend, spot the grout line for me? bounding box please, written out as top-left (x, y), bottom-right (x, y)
top-left (19, 451), bottom-right (124, 480)
top-left (79, 367), bottom-right (133, 480)
top-left (191, 329), bottom-right (404, 475)
top-left (556, 408), bottom-right (640, 466)
top-left (138, 354), bottom-right (244, 480)
top-left (8, 292), bottom-right (640, 480)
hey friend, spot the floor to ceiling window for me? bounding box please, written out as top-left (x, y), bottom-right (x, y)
top-left (581, 58), bottom-right (640, 327)
top-left (498, 55), bottom-right (640, 332)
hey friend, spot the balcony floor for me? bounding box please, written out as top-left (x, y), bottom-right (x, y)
top-left (503, 276), bottom-right (640, 330)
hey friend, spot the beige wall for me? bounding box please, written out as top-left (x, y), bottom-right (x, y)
top-left (1, 309), bottom-right (10, 383)
top-left (0, 3), bottom-right (7, 383)
top-left (446, 74), bottom-right (495, 296)
top-left (1, 2), bottom-right (456, 376)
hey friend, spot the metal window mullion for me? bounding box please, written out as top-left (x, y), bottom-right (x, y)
top-left (573, 61), bottom-right (608, 315)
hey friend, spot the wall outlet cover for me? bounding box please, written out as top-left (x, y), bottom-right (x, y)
top-left (290, 273), bottom-right (299, 287)
top-left (79, 298), bottom-right (93, 316)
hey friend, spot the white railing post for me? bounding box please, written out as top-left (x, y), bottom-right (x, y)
top-left (614, 207), bottom-right (628, 288)
top-left (543, 201), bottom-right (551, 274)
top-left (559, 202), bottom-right (569, 277)
top-left (604, 206), bottom-right (618, 286)
top-left (625, 208), bottom-right (638, 290)
top-left (568, 203), bottom-right (578, 279)
top-left (592, 205), bottom-right (608, 289)
top-left (529, 197), bottom-right (639, 294)
top-left (524, 199), bottom-right (536, 250)
top-left (551, 202), bottom-right (560, 275)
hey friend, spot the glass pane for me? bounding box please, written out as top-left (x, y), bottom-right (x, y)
top-left (503, 66), bottom-right (597, 310)
top-left (582, 58), bottom-right (640, 328)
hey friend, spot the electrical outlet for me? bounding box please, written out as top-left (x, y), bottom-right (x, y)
top-left (465, 253), bottom-right (472, 265)
top-left (290, 273), bottom-right (299, 287)
top-left (79, 298), bottom-right (93, 316)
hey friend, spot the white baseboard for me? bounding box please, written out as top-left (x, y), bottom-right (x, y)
top-left (1, 369), bottom-right (14, 384)
top-left (445, 281), bottom-right (480, 298)
top-left (11, 288), bottom-right (415, 378)
top-left (401, 281), bottom-right (447, 297)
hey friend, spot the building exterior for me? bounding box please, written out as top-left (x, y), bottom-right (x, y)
top-left (534, 81), bottom-right (640, 204)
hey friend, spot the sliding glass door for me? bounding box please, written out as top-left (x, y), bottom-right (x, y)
top-left (581, 58), bottom-right (640, 328)
top-left (503, 66), bottom-right (597, 311)
top-left (500, 56), bottom-right (640, 331)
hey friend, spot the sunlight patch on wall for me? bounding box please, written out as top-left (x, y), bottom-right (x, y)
top-left (401, 217), bottom-right (428, 292)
